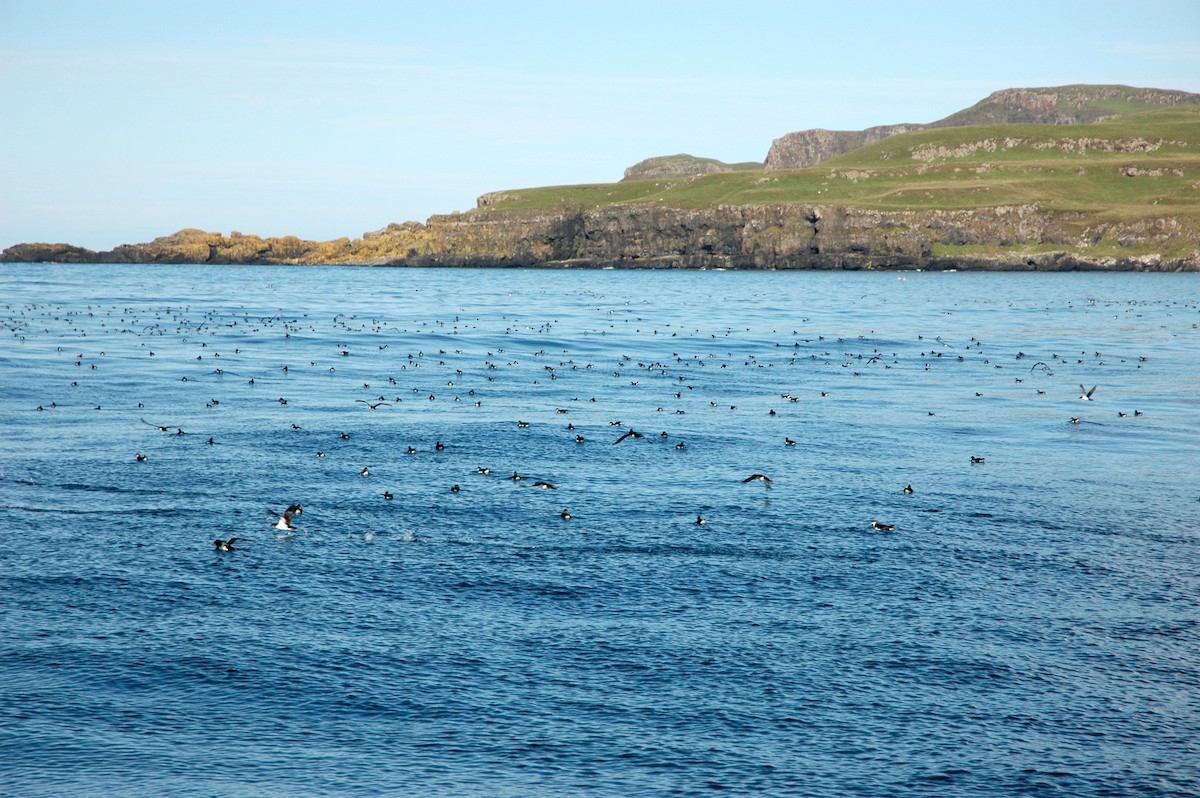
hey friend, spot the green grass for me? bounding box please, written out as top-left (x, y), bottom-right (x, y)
top-left (476, 108), bottom-right (1200, 225)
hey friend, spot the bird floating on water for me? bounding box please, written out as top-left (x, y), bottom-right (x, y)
top-left (869, 520), bottom-right (895, 532)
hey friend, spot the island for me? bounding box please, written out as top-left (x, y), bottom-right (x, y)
top-left (5, 85), bottom-right (1199, 271)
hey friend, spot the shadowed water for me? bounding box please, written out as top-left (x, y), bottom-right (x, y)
top-left (2, 264), bottom-right (1198, 797)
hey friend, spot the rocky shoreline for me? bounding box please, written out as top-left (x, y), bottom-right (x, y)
top-left (5, 202), bottom-right (1196, 271)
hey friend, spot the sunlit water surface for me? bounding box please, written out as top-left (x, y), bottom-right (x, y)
top-left (2, 264), bottom-right (1198, 797)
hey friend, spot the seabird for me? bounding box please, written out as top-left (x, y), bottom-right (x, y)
top-left (476, 466), bottom-right (491, 476)
top-left (560, 508), bottom-right (572, 521)
top-left (903, 484), bottom-right (914, 495)
top-left (383, 491), bottom-right (393, 500)
top-left (532, 481), bottom-right (557, 490)
top-left (1080, 385), bottom-right (1098, 401)
top-left (360, 467), bottom-right (371, 477)
top-left (970, 456), bottom-right (986, 464)
top-left (273, 504), bottom-right (303, 531)
top-left (869, 520), bottom-right (895, 532)
top-left (135, 453), bottom-right (148, 462)
top-left (742, 473), bottom-right (773, 487)
top-left (612, 429), bottom-right (644, 445)
top-left (785, 437), bottom-right (796, 446)
top-left (451, 484), bottom-right (461, 493)
top-left (696, 515), bottom-right (707, 526)
top-left (213, 538), bottom-right (248, 551)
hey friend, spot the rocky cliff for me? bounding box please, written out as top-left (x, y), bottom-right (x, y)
top-left (740, 85), bottom-right (1200, 175)
top-left (764, 124), bottom-right (925, 170)
top-left (621, 154), bottom-right (762, 181)
top-left (7, 203), bottom-right (1195, 271)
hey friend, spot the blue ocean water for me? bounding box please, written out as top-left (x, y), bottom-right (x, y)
top-left (1, 264), bottom-right (1198, 797)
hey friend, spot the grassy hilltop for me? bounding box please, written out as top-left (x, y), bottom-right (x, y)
top-left (473, 108), bottom-right (1200, 262)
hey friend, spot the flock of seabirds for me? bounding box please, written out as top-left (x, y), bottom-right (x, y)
top-left (5, 292), bottom-right (1154, 554)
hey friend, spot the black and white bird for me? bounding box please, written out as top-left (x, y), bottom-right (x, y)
top-left (612, 428), bottom-right (644, 445)
top-left (742, 473), bottom-right (773, 488)
top-left (869, 520), bottom-right (895, 532)
top-left (273, 504), bottom-right (303, 532)
top-left (1080, 384), bottom-right (1098, 401)
top-left (213, 537), bottom-right (248, 551)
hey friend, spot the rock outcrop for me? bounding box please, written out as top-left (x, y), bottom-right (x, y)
top-left (9, 204), bottom-right (1194, 271)
top-left (764, 124), bottom-right (924, 171)
top-left (932, 85), bottom-right (1200, 127)
top-left (621, 154), bottom-right (762, 181)
top-left (757, 85), bottom-right (1200, 173)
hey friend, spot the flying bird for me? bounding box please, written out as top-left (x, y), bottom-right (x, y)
top-left (1080, 385), bottom-right (1098, 401)
top-left (273, 504), bottom-right (303, 532)
top-left (742, 473), bottom-right (773, 488)
top-left (612, 429), bottom-right (645, 445)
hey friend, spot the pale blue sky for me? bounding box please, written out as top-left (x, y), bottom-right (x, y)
top-left (2, 0), bottom-right (1198, 250)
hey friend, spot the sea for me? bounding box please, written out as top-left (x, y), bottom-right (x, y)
top-left (1, 263), bottom-right (1198, 797)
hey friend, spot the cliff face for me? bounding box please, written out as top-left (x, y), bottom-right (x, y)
top-left (764, 124), bottom-right (924, 171)
top-left (12, 203), bottom-right (1188, 271)
top-left (759, 86), bottom-right (1200, 173)
top-left (932, 85), bottom-right (1200, 127)
top-left (407, 204), bottom-right (1196, 271)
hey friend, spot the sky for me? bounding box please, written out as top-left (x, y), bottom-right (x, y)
top-left (2, 0), bottom-right (1198, 251)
